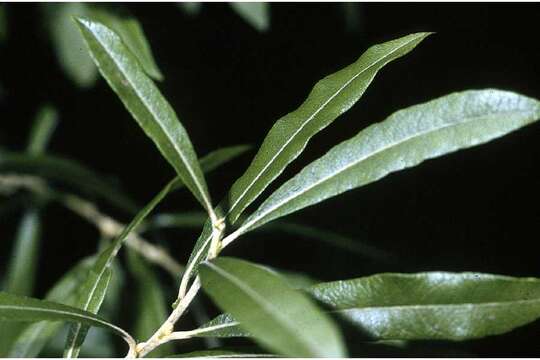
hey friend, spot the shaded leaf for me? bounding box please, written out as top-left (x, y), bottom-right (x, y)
top-left (0, 4), bottom-right (6, 42)
top-left (8, 258), bottom-right (95, 357)
top-left (76, 17), bottom-right (214, 215)
top-left (63, 176), bottom-right (179, 356)
top-left (126, 250), bottom-right (174, 357)
top-left (44, 3), bottom-right (98, 88)
top-left (235, 90), bottom-right (540, 236)
top-left (63, 267), bottom-right (112, 357)
top-left (308, 272), bottom-right (540, 341)
top-left (200, 257), bottom-right (346, 357)
top-left (0, 292), bottom-right (135, 351)
top-left (177, 2), bottom-right (202, 17)
top-left (0, 150), bottom-right (138, 212)
top-left (27, 105), bottom-right (59, 156)
top-left (230, 2), bottom-right (270, 32)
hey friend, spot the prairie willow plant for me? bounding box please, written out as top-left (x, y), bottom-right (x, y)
top-left (1, 15), bottom-right (540, 359)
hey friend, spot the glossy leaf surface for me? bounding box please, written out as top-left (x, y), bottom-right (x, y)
top-left (172, 349), bottom-right (276, 358)
top-left (200, 257), bottom-right (346, 357)
top-left (308, 272), bottom-right (540, 340)
top-left (76, 17), bottom-right (214, 214)
top-left (225, 32), bottom-right (430, 225)
top-left (237, 90), bottom-right (540, 235)
top-left (184, 33), bottom-right (431, 285)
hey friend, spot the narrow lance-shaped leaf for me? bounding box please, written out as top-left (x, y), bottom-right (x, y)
top-left (0, 105), bottom-right (59, 355)
top-left (63, 268), bottom-right (112, 357)
top-left (184, 32), bottom-right (431, 285)
top-left (308, 272), bottom-right (540, 341)
top-left (0, 292), bottom-right (135, 353)
top-left (229, 2), bottom-right (270, 32)
top-left (234, 90), bottom-right (540, 237)
top-left (63, 176), bottom-right (180, 357)
top-left (199, 257), bottom-right (346, 357)
top-left (225, 32), bottom-right (431, 225)
top-left (0, 150), bottom-right (138, 213)
top-left (9, 258), bottom-right (95, 357)
top-left (89, 7), bottom-right (163, 80)
top-left (177, 2), bottom-right (202, 16)
top-left (76, 17), bottom-right (215, 217)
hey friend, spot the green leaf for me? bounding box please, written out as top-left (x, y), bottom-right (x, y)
top-left (27, 105), bottom-right (59, 156)
top-left (75, 17), bottom-right (214, 216)
top-left (4, 210), bottom-right (41, 296)
top-left (0, 292), bottom-right (135, 351)
top-left (89, 7), bottom-right (163, 80)
top-left (177, 2), bottom-right (202, 16)
top-left (126, 250), bottom-right (174, 357)
top-left (235, 90), bottom-right (540, 236)
top-left (0, 150), bottom-right (138, 212)
top-left (63, 267), bottom-right (112, 357)
top-left (230, 2), bottom-right (270, 32)
top-left (181, 33), bottom-right (431, 286)
top-left (194, 313), bottom-right (248, 338)
top-left (171, 349), bottom-right (276, 358)
top-left (225, 32), bottom-right (430, 226)
top-left (308, 272), bottom-right (540, 341)
top-left (199, 257), bottom-right (346, 357)
top-left (63, 176), bottom-right (180, 357)
top-left (8, 258), bottom-right (95, 357)
top-left (44, 3), bottom-right (99, 88)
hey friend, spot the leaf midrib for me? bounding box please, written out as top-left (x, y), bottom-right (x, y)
top-left (239, 108), bottom-right (537, 233)
top-left (83, 20), bottom-right (211, 212)
top-left (205, 262), bottom-right (319, 357)
top-left (226, 34), bottom-right (425, 220)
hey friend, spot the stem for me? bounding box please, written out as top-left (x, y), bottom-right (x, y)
top-left (136, 278), bottom-right (201, 357)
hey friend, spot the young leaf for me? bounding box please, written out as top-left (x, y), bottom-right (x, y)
top-left (89, 7), bottom-right (163, 80)
top-left (308, 272), bottom-right (540, 341)
top-left (8, 258), bottom-right (95, 357)
top-left (63, 176), bottom-right (180, 356)
top-left (199, 257), bottom-right (346, 357)
top-left (43, 3), bottom-right (98, 88)
top-left (126, 250), bottom-right (174, 357)
top-left (230, 2), bottom-right (270, 32)
top-left (234, 89), bottom-right (540, 236)
top-left (0, 292), bottom-right (135, 352)
top-left (75, 17), bottom-right (215, 217)
top-left (225, 32), bottom-right (431, 225)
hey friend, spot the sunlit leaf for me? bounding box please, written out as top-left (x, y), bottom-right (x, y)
top-left (76, 17), bottom-right (214, 216)
top-left (309, 272), bottom-right (540, 341)
top-left (235, 90), bottom-right (540, 236)
top-left (200, 257), bottom-right (346, 357)
top-left (184, 33), bottom-right (431, 286)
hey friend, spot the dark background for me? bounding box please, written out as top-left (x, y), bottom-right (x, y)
top-left (1, 2), bottom-right (540, 357)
